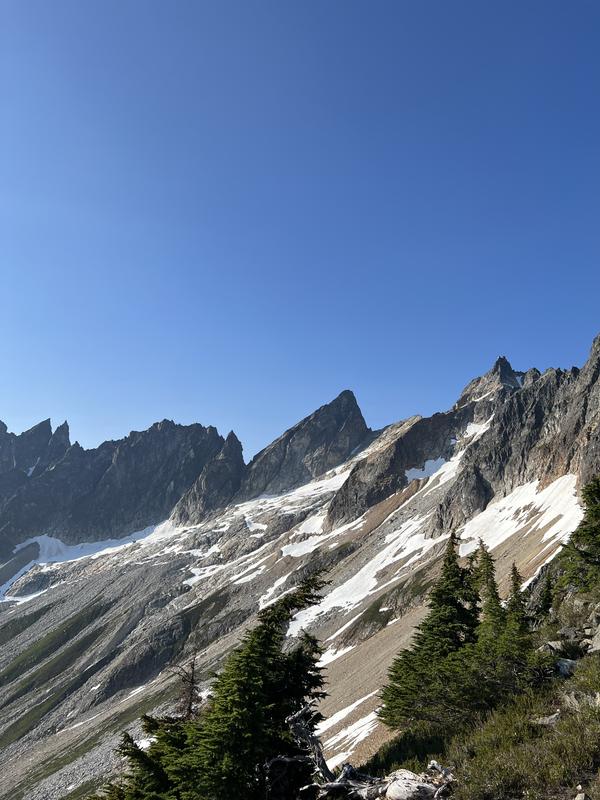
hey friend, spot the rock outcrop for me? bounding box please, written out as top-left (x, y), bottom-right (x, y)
top-left (238, 390), bottom-right (369, 499)
top-left (0, 420), bottom-right (225, 549)
top-left (172, 432), bottom-right (245, 525)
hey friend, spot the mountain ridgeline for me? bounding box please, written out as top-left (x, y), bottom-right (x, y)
top-left (1, 335), bottom-right (600, 800)
top-left (0, 389), bottom-right (369, 555)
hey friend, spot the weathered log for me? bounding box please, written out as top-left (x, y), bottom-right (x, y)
top-left (286, 704), bottom-right (337, 783)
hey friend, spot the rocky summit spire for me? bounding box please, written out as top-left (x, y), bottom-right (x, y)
top-left (237, 389), bottom-right (369, 500)
top-left (456, 355), bottom-right (525, 408)
top-left (171, 431), bottom-right (245, 525)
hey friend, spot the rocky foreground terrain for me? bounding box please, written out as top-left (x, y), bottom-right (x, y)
top-left (1, 334), bottom-right (600, 799)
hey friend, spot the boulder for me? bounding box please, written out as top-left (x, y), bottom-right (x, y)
top-left (588, 627), bottom-right (600, 653)
top-left (556, 658), bottom-right (578, 677)
top-left (540, 641), bottom-right (563, 652)
top-left (558, 627), bottom-right (581, 641)
top-left (385, 771), bottom-right (436, 800)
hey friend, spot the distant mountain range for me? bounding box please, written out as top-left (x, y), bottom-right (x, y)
top-left (1, 333), bottom-right (599, 799)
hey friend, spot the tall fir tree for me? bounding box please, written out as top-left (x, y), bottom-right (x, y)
top-left (474, 541), bottom-right (506, 643)
top-left (563, 477), bottom-right (600, 589)
top-left (93, 574), bottom-right (326, 800)
top-left (496, 563), bottom-right (531, 666)
top-left (379, 532), bottom-right (479, 729)
top-left (178, 575), bottom-right (326, 800)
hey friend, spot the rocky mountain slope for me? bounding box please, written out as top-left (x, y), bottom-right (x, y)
top-left (0, 335), bottom-right (599, 799)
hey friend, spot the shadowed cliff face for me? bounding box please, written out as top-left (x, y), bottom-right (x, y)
top-left (0, 391), bottom-right (370, 552)
top-left (0, 420), bottom-right (225, 552)
top-left (171, 431), bottom-right (246, 525)
top-left (1, 338), bottom-right (600, 800)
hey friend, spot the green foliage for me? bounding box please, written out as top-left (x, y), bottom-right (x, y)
top-left (379, 533), bottom-right (479, 729)
top-left (473, 541), bottom-right (506, 649)
top-left (94, 574), bottom-right (326, 800)
top-left (449, 657), bottom-right (600, 800)
top-left (537, 573), bottom-right (554, 617)
top-left (562, 476), bottom-right (600, 590)
top-left (0, 601), bottom-right (111, 687)
top-left (380, 540), bottom-right (548, 736)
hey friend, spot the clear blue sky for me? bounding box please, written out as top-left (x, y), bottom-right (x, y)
top-left (1, 1), bottom-right (599, 457)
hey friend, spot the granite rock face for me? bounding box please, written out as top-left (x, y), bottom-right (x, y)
top-left (0, 418), bottom-right (69, 478)
top-left (237, 389), bottom-right (369, 499)
top-left (0, 420), bottom-right (225, 552)
top-left (172, 432), bottom-right (245, 525)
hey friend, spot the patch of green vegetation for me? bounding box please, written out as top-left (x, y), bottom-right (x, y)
top-left (0, 644), bottom-right (115, 748)
top-left (8, 730), bottom-right (106, 800)
top-left (0, 601), bottom-right (111, 687)
top-left (0, 691), bottom-right (61, 748)
top-left (107, 685), bottom-right (171, 733)
top-left (363, 724), bottom-right (446, 776)
top-left (405, 564), bottom-right (434, 599)
top-left (0, 601), bottom-right (58, 647)
top-left (364, 657), bottom-right (600, 798)
top-left (0, 623), bottom-right (108, 710)
top-left (449, 657), bottom-right (600, 800)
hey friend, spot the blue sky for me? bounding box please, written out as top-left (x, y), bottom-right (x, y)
top-left (1, 1), bottom-right (599, 457)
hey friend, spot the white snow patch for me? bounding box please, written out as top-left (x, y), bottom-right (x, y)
top-left (126, 685), bottom-right (146, 699)
top-left (65, 712), bottom-right (102, 731)
top-left (464, 415), bottom-right (494, 442)
top-left (26, 457), bottom-right (40, 477)
top-left (324, 711), bottom-right (380, 769)
top-left (326, 612), bottom-right (365, 642)
top-left (259, 573), bottom-right (292, 609)
top-left (2, 520), bottom-right (183, 599)
top-left (297, 511), bottom-right (326, 535)
top-left (317, 645), bottom-right (354, 667)
top-left (230, 553), bottom-right (273, 585)
top-left (183, 564), bottom-right (224, 587)
top-left (289, 514), bottom-right (432, 635)
top-left (233, 565), bottom-right (267, 585)
top-left (135, 737), bottom-right (156, 750)
top-left (282, 517), bottom-right (359, 559)
top-left (459, 474), bottom-right (582, 558)
top-left (521, 546), bottom-right (564, 590)
top-left (316, 691), bottom-right (378, 735)
top-left (2, 586), bottom-right (49, 605)
top-left (472, 389), bottom-right (495, 402)
top-left (405, 458), bottom-right (447, 482)
top-left (245, 517), bottom-right (267, 532)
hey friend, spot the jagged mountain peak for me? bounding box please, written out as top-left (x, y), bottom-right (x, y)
top-left (171, 429), bottom-right (245, 525)
top-left (223, 429), bottom-right (243, 451)
top-left (491, 354), bottom-right (515, 376)
top-left (237, 389), bottom-right (369, 499)
top-left (456, 354), bottom-right (526, 407)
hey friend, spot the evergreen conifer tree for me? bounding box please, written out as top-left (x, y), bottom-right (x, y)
top-left (538, 573), bottom-right (554, 617)
top-left (379, 532), bottom-right (479, 729)
top-left (496, 563), bottom-right (530, 663)
top-left (179, 575), bottom-right (325, 800)
top-left (563, 477), bottom-right (600, 589)
top-left (93, 574), bottom-right (326, 800)
top-left (474, 541), bottom-right (506, 642)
